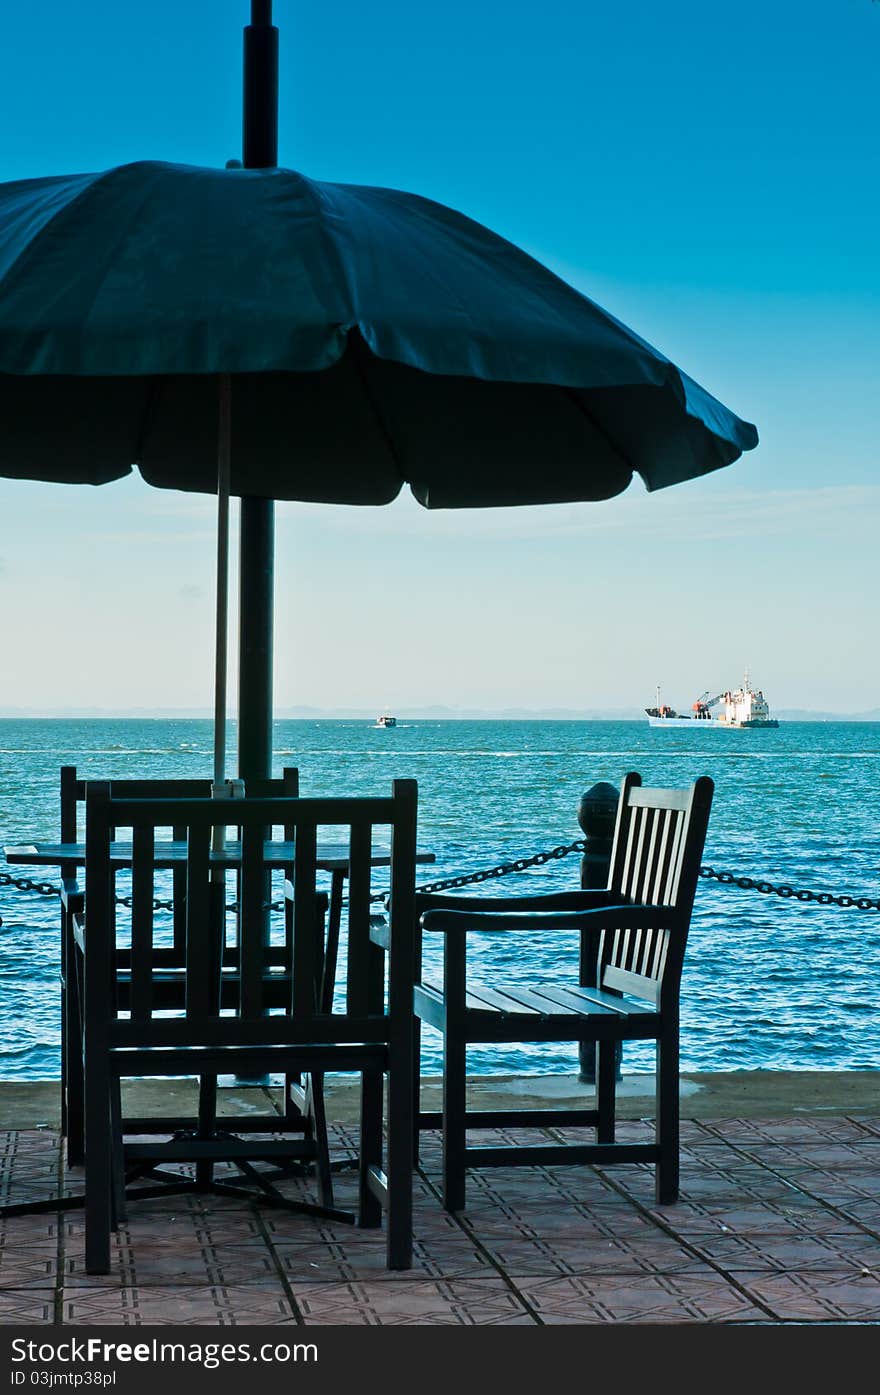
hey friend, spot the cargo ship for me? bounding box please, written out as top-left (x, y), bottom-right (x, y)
top-left (646, 674), bottom-right (779, 729)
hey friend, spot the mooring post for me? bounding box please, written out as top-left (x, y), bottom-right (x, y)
top-left (577, 781), bottom-right (621, 1083)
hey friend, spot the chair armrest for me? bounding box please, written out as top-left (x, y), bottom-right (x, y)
top-left (71, 909), bottom-right (86, 953)
top-left (282, 881), bottom-right (329, 915)
top-left (61, 878), bottom-right (83, 915)
top-left (368, 915), bottom-right (390, 950)
top-left (415, 887), bottom-right (617, 914)
top-left (420, 903), bottom-right (675, 934)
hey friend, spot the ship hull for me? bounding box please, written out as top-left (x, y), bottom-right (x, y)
top-left (647, 717), bottom-right (722, 728)
top-left (647, 716), bottom-right (778, 729)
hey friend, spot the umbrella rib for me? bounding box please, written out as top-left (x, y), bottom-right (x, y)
top-left (560, 385), bottom-right (636, 480)
top-left (347, 332), bottom-right (408, 484)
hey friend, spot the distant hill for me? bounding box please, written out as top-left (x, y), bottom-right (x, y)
top-left (1, 705), bottom-right (879, 721)
top-left (775, 708), bottom-right (880, 722)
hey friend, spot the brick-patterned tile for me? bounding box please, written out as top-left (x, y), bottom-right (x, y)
top-left (275, 1234), bottom-right (491, 1283)
top-left (0, 1217), bottom-right (58, 1289)
top-left (0, 1288), bottom-right (55, 1324)
top-left (4, 1113), bottom-right (880, 1324)
top-left (291, 1278), bottom-right (534, 1325)
top-left (480, 1233), bottom-right (703, 1278)
top-left (62, 1282), bottom-right (296, 1325)
top-left (518, 1273), bottom-right (767, 1323)
top-left (738, 1271), bottom-right (880, 1322)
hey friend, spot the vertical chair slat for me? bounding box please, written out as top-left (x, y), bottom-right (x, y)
top-left (619, 803), bottom-right (643, 903)
top-left (281, 768), bottom-right (299, 982)
top-left (618, 806), bottom-right (647, 971)
top-left (633, 805), bottom-right (654, 904)
top-left (172, 822), bottom-right (188, 962)
top-left (185, 822), bottom-right (211, 1021)
top-left (636, 811), bottom-right (662, 978)
top-left (655, 809), bottom-right (674, 903)
top-left (130, 822), bottom-right (154, 1023)
top-left (650, 926), bottom-right (670, 982)
top-left (661, 809), bottom-right (680, 903)
top-left (292, 818), bottom-right (318, 1017)
top-left (640, 808), bottom-right (661, 904)
top-left (662, 811), bottom-right (686, 905)
top-left (346, 820), bottom-right (372, 1016)
top-left (607, 772), bottom-right (641, 897)
top-left (630, 808), bottom-right (658, 972)
top-left (239, 821), bottom-right (266, 1019)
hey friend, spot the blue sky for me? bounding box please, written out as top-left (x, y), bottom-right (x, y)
top-left (0, 0), bottom-right (877, 714)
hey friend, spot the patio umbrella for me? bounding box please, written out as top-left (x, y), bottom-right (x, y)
top-left (0, 159), bottom-right (758, 783)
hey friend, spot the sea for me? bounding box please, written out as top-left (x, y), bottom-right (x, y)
top-left (1, 717), bottom-right (879, 1081)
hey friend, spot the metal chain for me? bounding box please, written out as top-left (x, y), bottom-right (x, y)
top-left (0, 873), bottom-right (283, 917)
top-left (373, 838), bottom-right (588, 902)
top-left (699, 866), bottom-right (880, 912)
top-left (4, 859), bottom-right (879, 915)
top-left (0, 871), bottom-right (62, 899)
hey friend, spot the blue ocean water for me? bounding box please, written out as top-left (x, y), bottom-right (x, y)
top-left (1, 717), bottom-right (879, 1079)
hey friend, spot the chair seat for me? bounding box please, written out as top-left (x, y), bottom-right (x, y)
top-left (415, 979), bottom-right (661, 1039)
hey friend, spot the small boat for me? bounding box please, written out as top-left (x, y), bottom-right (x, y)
top-left (646, 674), bottom-right (779, 729)
top-left (375, 714), bottom-right (397, 728)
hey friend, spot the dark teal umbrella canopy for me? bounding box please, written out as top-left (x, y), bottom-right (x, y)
top-left (0, 160), bottom-right (757, 506)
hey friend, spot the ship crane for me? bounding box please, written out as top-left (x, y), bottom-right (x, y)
top-left (691, 690), bottom-right (724, 718)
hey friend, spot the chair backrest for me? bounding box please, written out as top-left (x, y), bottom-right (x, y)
top-left (83, 782), bottom-right (418, 1049)
top-left (601, 772), bottom-right (714, 1006)
top-left (63, 765), bottom-right (299, 959)
top-left (61, 764), bottom-right (299, 842)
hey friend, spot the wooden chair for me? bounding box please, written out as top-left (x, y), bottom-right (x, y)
top-left (78, 782), bottom-right (417, 1274)
top-left (60, 766), bottom-right (303, 1167)
top-left (413, 773), bottom-right (713, 1210)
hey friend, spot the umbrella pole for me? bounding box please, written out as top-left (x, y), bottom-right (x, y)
top-left (237, 0), bottom-right (278, 789)
top-left (202, 373), bottom-right (233, 1161)
top-left (213, 374), bottom-right (233, 798)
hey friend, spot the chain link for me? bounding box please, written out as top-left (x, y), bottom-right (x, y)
top-left (699, 866), bottom-right (880, 911)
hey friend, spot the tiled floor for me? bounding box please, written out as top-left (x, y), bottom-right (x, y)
top-left (4, 1115), bottom-right (880, 1324)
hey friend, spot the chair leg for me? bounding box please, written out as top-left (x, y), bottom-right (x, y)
top-left (66, 951), bottom-right (85, 1168)
top-left (60, 932), bottom-right (69, 1144)
top-left (655, 1032), bottom-right (680, 1204)
top-left (387, 1043), bottom-right (413, 1272)
top-left (196, 1074), bottom-right (217, 1187)
top-left (306, 1072), bottom-right (335, 1209)
top-left (412, 1014), bottom-right (422, 1161)
top-left (109, 1078), bottom-right (127, 1229)
top-left (85, 1053), bottom-right (112, 1275)
top-left (442, 1028), bottom-right (467, 1212)
top-left (358, 1070), bottom-right (383, 1229)
top-left (596, 1038), bottom-right (617, 1145)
